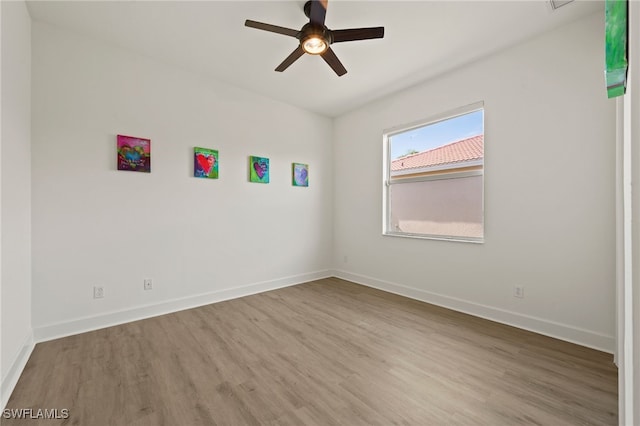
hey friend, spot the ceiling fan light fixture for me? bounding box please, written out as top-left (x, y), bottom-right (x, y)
top-left (549, 0), bottom-right (573, 10)
top-left (244, 0), bottom-right (384, 76)
top-left (302, 35), bottom-right (328, 54)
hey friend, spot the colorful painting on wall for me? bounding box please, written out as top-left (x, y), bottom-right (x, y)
top-left (605, 0), bottom-right (628, 98)
top-left (194, 147), bottom-right (219, 179)
top-left (292, 163), bottom-right (309, 187)
top-left (117, 135), bottom-right (151, 172)
top-left (249, 156), bottom-right (269, 183)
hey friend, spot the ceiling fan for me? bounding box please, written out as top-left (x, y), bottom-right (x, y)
top-left (245, 0), bottom-right (384, 77)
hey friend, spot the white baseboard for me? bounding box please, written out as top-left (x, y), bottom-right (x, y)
top-left (1, 331), bottom-right (35, 410)
top-left (34, 270), bottom-right (332, 344)
top-left (333, 270), bottom-right (615, 354)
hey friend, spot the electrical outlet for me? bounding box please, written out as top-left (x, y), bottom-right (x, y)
top-left (93, 286), bottom-right (104, 299)
top-left (514, 285), bottom-right (524, 298)
top-left (144, 279), bottom-right (153, 291)
top-left (343, 255), bottom-right (348, 263)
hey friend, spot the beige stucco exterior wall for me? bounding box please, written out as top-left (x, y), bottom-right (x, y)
top-left (389, 175), bottom-right (483, 238)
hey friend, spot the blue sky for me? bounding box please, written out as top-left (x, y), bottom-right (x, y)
top-left (389, 110), bottom-right (484, 160)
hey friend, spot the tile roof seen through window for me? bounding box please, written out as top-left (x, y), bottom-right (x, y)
top-left (391, 135), bottom-right (483, 172)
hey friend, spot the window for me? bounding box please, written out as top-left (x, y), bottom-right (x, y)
top-left (383, 103), bottom-right (484, 242)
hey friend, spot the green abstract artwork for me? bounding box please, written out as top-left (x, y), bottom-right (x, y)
top-left (605, 0), bottom-right (628, 98)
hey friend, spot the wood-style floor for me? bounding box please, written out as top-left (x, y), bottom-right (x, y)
top-left (5, 278), bottom-right (617, 425)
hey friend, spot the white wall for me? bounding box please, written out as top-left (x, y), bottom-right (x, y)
top-left (1, 0), bottom-right (33, 407)
top-left (31, 22), bottom-right (333, 338)
top-left (333, 10), bottom-right (616, 352)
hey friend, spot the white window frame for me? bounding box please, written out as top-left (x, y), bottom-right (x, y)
top-left (382, 101), bottom-right (485, 243)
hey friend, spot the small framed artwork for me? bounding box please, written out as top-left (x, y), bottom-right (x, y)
top-left (249, 156), bottom-right (269, 184)
top-left (194, 147), bottom-right (219, 179)
top-left (292, 163), bottom-right (309, 187)
top-left (117, 134), bottom-right (151, 173)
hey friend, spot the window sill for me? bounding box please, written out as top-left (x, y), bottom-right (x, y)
top-left (382, 232), bottom-right (484, 244)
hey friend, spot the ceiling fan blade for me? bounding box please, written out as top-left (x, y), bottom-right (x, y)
top-left (245, 20), bottom-right (299, 38)
top-left (320, 47), bottom-right (347, 76)
top-left (275, 46), bottom-right (305, 72)
top-left (331, 27), bottom-right (385, 43)
top-left (309, 0), bottom-right (328, 26)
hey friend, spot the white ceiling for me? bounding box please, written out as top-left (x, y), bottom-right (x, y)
top-left (26, 0), bottom-right (602, 117)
